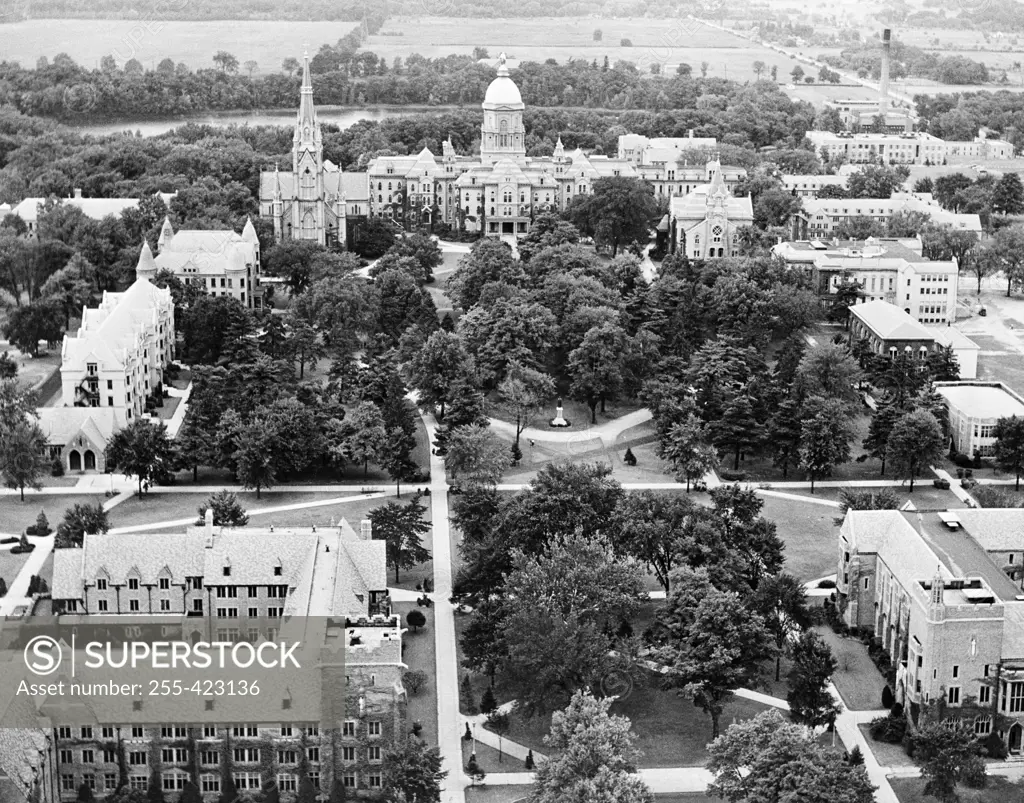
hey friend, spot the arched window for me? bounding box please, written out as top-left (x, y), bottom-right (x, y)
top-left (499, 120), bottom-right (509, 148)
top-left (712, 226), bottom-right (723, 243)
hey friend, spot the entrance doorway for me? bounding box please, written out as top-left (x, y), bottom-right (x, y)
top-left (69, 450), bottom-right (81, 472)
top-left (1010, 723), bottom-right (1022, 755)
top-left (84, 450), bottom-right (96, 471)
top-left (502, 221), bottom-right (514, 234)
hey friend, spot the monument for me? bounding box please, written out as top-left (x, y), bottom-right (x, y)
top-left (549, 398), bottom-right (570, 428)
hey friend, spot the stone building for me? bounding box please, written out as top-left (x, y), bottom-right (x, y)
top-left (365, 53), bottom-right (642, 237)
top-left (790, 192), bottom-right (982, 239)
top-left (58, 275), bottom-right (175, 438)
top-left (839, 508), bottom-right (1024, 753)
top-left (47, 515), bottom-right (406, 799)
top-left (137, 218), bottom-right (263, 309)
top-left (258, 55), bottom-right (370, 250)
top-left (668, 162), bottom-right (754, 259)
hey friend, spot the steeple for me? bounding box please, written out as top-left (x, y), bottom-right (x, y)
top-left (136, 241), bottom-right (157, 280)
top-left (553, 136), bottom-right (565, 159)
top-left (295, 50), bottom-right (319, 141)
top-left (242, 216), bottom-right (258, 244)
top-left (157, 216), bottom-right (174, 252)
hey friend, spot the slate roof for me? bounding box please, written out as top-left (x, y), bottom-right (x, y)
top-left (36, 407), bottom-right (120, 448)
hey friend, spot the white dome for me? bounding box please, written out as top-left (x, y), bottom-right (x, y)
top-left (484, 66), bottom-right (523, 107)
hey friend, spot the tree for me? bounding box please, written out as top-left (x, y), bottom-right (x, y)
top-left (497, 533), bottom-right (646, 715)
top-left (790, 65), bottom-right (805, 82)
top-left (708, 394), bottom-right (761, 471)
top-left (915, 721), bottom-right (986, 803)
top-left (530, 690), bottom-right (653, 803)
top-left (659, 415), bottom-right (717, 491)
top-left (568, 322), bottom-right (628, 424)
top-left (480, 685), bottom-right (497, 715)
top-left (212, 51), bottom-right (239, 73)
top-left (567, 176), bottom-right (658, 257)
top-left (886, 209), bottom-right (932, 237)
top-left (497, 361), bottom-right (555, 447)
top-left (995, 415), bottom-right (1024, 490)
top-left (593, 28), bottom-right (603, 40)
top-left (768, 397), bottom-right (803, 479)
top-left (992, 172), bottom-right (1024, 215)
top-left (707, 710), bottom-right (875, 803)
top-left (39, 256), bottom-right (94, 329)
top-left (753, 60), bottom-right (766, 80)
top-left (927, 345), bottom-right (960, 383)
top-left (370, 493), bottom-right (431, 583)
top-left (985, 224), bottom-right (1024, 297)
top-left (0, 422), bottom-right (46, 500)
top-left (353, 218), bottom-right (398, 259)
top-left (233, 424), bottom-right (276, 499)
top-left (284, 318), bottom-right (323, 380)
top-left (339, 401), bottom-right (387, 477)
top-left (382, 740), bottom-right (447, 803)
top-left (835, 215), bottom-right (885, 241)
top-left (787, 630), bottom-right (841, 729)
top-left (887, 409), bottom-right (945, 491)
top-left (748, 573), bottom-right (810, 681)
top-left (55, 503), bottom-right (109, 548)
top-left (836, 488), bottom-right (901, 524)
top-left (444, 424), bottom-right (512, 484)
top-left (407, 330), bottom-right (475, 419)
top-left (799, 396), bottom-right (855, 492)
top-left (195, 490), bottom-right (248, 527)
top-left (2, 302), bottom-right (63, 356)
top-left (657, 580), bottom-right (775, 738)
top-left (406, 609), bottom-right (427, 633)
top-left (105, 420), bottom-right (173, 494)
top-left (846, 164), bottom-right (908, 199)
top-left (796, 342), bottom-right (861, 408)
top-left (282, 56), bottom-right (300, 76)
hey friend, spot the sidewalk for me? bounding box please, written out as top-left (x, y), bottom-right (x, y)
top-left (0, 534), bottom-right (54, 616)
top-left (164, 380), bottom-right (192, 439)
top-left (487, 408), bottom-right (652, 447)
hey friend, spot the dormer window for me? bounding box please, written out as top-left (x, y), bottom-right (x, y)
top-left (128, 578), bottom-right (139, 590)
top-left (159, 578), bottom-right (170, 590)
top-left (223, 566), bottom-right (231, 577)
top-left (274, 565), bottom-right (283, 577)
top-left (96, 578), bottom-right (108, 591)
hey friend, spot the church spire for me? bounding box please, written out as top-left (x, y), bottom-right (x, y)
top-left (295, 50), bottom-right (319, 141)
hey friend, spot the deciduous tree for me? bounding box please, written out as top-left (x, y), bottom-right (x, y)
top-left (787, 630), bottom-right (841, 729)
top-left (800, 396), bottom-right (855, 491)
top-left (995, 415), bottom-right (1024, 489)
top-left (370, 493), bottom-right (431, 583)
top-left (0, 422), bottom-right (47, 500)
top-left (105, 420), bottom-right (173, 494)
top-left (887, 409), bottom-right (946, 491)
top-left (445, 424), bottom-right (512, 485)
top-left (55, 502), bottom-right (109, 548)
top-left (915, 721), bottom-right (986, 803)
top-left (567, 176), bottom-right (658, 257)
top-left (382, 740), bottom-right (447, 803)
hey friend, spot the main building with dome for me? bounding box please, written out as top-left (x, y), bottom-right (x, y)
top-left (262, 52), bottom-right (749, 244)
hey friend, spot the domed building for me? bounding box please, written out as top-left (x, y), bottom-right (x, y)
top-left (366, 53), bottom-right (647, 238)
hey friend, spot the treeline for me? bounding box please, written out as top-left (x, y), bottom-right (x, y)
top-left (820, 39), bottom-right (989, 85)
top-left (0, 54), bottom-right (816, 150)
top-left (916, 90), bottom-right (1024, 150)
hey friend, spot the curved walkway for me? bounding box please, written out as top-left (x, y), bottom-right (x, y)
top-left (487, 408), bottom-right (652, 446)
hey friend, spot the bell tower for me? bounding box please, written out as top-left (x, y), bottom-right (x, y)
top-left (292, 51), bottom-right (325, 245)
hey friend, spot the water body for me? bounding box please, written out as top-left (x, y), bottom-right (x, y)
top-left (68, 106), bottom-right (444, 137)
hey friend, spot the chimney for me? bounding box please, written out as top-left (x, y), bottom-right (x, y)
top-left (204, 508), bottom-right (214, 540)
top-left (360, 519), bottom-right (372, 540)
top-left (879, 29), bottom-right (891, 118)
top-left (73, 188), bottom-right (82, 199)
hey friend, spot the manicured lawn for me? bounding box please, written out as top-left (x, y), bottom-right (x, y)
top-left (759, 496), bottom-right (841, 583)
top-left (0, 548), bottom-right (32, 589)
top-left (891, 776), bottom-right (1024, 803)
top-left (464, 787), bottom-right (528, 803)
top-left (0, 495), bottom-right (106, 535)
top-left (858, 724), bottom-right (910, 768)
top-left (394, 602), bottom-right (438, 748)
top-left (489, 396), bottom-right (645, 434)
top-left (167, 368), bottom-right (191, 390)
top-left (154, 395), bottom-right (181, 421)
top-left (462, 738), bottom-right (523, 775)
top-left (778, 484), bottom-right (964, 510)
top-left (814, 626), bottom-right (887, 712)
top-left (108, 491), bottom-right (405, 531)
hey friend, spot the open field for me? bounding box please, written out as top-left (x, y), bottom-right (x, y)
top-left (0, 19), bottom-right (359, 70)
top-left (367, 17), bottom-right (796, 79)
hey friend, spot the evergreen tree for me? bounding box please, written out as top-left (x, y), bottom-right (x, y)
top-left (480, 686), bottom-right (497, 714)
top-left (887, 409), bottom-right (945, 491)
top-left (992, 171), bottom-right (1024, 215)
top-left (863, 395), bottom-right (902, 475)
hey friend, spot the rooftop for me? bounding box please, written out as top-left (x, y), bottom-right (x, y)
top-left (934, 382), bottom-right (1024, 420)
top-left (849, 300), bottom-right (934, 341)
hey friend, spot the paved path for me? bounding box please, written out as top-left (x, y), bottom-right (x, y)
top-left (0, 534), bottom-right (55, 616)
top-left (422, 413), bottom-right (467, 803)
top-left (755, 489), bottom-right (841, 508)
top-left (932, 467), bottom-right (978, 507)
top-left (487, 408), bottom-right (652, 446)
top-left (164, 380), bottom-right (192, 439)
top-left (830, 683), bottom-right (900, 803)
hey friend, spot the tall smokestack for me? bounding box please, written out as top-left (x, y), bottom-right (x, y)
top-left (880, 29), bottom-right (891, 118)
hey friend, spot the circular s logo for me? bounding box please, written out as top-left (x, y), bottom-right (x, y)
top-left (24, 635), bottom-right (62, 676)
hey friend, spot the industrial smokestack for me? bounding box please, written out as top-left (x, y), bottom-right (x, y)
top-left (879, 28), bottom-right (891, 118)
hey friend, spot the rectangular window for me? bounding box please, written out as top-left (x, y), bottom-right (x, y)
top-left (82, 750), bottom-right (94, 764)
top-left (342, 747), bottom-right (355, 762)
top-left (953, 665), bottom-right (959, 679)
top-left (202, 727), bottom-right (217, 739)
top-left (367, 746), bottom-right (381, 763)
top-left (980, 685), bottom-right (992, 704)
top-left (1009, 682), bottom-right (1024, 713)
top-left (342, 773), bottom-right (356, 788)
top-left (367, 721), bottom-right (381, 737)
top-left (279, 726), bottom-right (293, 737)
top-left (200, 752), bottom-right (219, 766)
top-left (104, 773), bottom-right (117, 790)
top-left (62, 775), bottom-right (76, 792)
top-left (129, 599), bottom-right (140, 612)
top-left (342, 721), bottom-right (356, 737)
top-left (80, 726), bottom-right (94, 739)
top-left (307, 747), bottom-right (320, 763)
top-left (101, 727), bottom-right (114, 739)
top-left (130, 776), bottom-right (148, 790)
top-left (129, 752), bottom-right (147, 766)
top-left (201, 776), bottom-right (220, 793)
top-left (277, 750), bottom-right (297, 764)
top-left (948, 686), bottom-right (961, 705)
top-left (277, 774), bottom-right (297, 793)
top-left (128, 578), bottom-right (139, 590)
top-left (159, 578), bottom-right (170, 590)
top-left (60, 750), bottom-right (73, 765)
top-left (131, 727), bottom-right (144, 739)
top-left (96, 579), bottom-right (107, 591)
top-left (103, 749), bottom-right (116, 764)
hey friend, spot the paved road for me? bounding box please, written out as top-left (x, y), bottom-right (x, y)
top-left (487, 408), bottom-right (653, 446)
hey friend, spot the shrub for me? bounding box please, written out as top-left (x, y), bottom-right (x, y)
top-left (51, 457), bottom-right (64, 477)
top-left (719, 470), bottom-right (747, 482)
top-left (480, 686), bottom-right (497, 714)
top-left (902, 730), bottom-right (917, 758)
top-left (525, 749), bottom-right (535, 770)
top-left (623, 447), bottom-right (637, 466)
top-left (953, 453), bottom-right (974, 468)
top-left (869, 711), bottom-right (907, 743)
top-left (407, 609), bottom-right (427, 632)
top-left (983, 731), bottom-right (1008, 759)
top-left (933, 478), bottom-right (950, 489)
top-left (963, 758), bottom-right (988, 789)
top-left (847, 745), bottom-right (864, 765)
top-left (882, 685), bottom-right (894, 709)
top-left (817, 578), bottom-right (836, 589)
top-left (620, 38), bottom-right (633, 46)
top-left (0, 577), bottom-right (7, 597)
top-left (511, 442), bottom-right (522, 465)
top-left (404, 669), bottom-right (428, 696)
top-left (411, 721), bottom-right (423, 737)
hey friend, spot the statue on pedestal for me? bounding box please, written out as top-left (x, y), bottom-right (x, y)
top-left (549, 397), bottom-right (570, 428)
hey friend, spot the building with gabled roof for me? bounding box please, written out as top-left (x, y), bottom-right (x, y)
top-left (792, 192), bottom-right (983, 239)
top-left (1, 189), bottom-right (176, 237)
top-left (35, 407), bottom-right (121, 473)
top-left (58, 276), bottom-right (174, 449)
top-left (137, 216), bottom-right (263, 309)
top-left (258, 54), bottom-right (369, 250)
top-left (668, 162), bottom-right (754, 259)
top-left (45, 514), bottom-right (406, 800)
